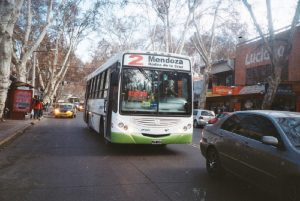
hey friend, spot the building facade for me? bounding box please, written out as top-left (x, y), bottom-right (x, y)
top-left (203, 26), bottom-right (300, 112)
top-left (234, 26), bottom-right (300, 112)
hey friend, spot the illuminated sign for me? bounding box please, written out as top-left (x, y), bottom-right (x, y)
top-left (123, 54), bottom-right (191, 71)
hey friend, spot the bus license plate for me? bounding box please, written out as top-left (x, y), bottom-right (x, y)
top-left (152, 140), bottom-right (162, 145)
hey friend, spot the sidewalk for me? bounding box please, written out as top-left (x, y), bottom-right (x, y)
top-left (0, 114), bottom-right (40, 149)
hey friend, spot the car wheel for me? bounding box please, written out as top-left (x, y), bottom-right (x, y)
top-left (193, 120), bottom-right (198, 128)
top-left (283, 180), bottom-right (300, 201)
top-left (206, 148), bottom-right (225, 179)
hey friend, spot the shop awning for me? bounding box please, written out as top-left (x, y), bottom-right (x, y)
top-left (239, 85), bottom-right (265, 94)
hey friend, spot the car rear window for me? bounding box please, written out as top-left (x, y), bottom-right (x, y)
top-left (201, 111), bottom-right (214, 116)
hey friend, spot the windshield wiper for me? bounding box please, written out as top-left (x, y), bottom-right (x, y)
top-left (138, 68), bottom-right (151, 82)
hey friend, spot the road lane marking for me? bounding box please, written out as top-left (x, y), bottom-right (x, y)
top-left (189, 143), bottom-right (200, 149)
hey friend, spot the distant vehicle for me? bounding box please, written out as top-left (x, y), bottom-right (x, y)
top-left (68, 96), bottom-right (80, 103)
top-left (193, 109), bottom-right (215, 128)
top-left (54, 103), bottom-right (77, 118)
top-left (77, 102), bottom-right (85, 111)
top-left (208, 112), bottom-right (231, 124)
top-left (84, 51), bottom-right (193, 144)
top-left (200, 110), bottom-right (300, 201)
top-left (68, 96), bottom-right (80, 107)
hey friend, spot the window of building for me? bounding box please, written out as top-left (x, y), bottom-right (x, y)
top-left (246, 65), bottom-right (288, 85)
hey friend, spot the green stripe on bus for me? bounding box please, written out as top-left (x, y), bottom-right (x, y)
top-left (110, 132), bottom-right (192, 144)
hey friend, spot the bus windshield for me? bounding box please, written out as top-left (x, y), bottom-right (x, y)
top-left (120, 67), bottom-right (191, 115)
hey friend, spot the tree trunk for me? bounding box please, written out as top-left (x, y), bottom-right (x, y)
top-left (17, 62), bottom-right (28, 82)
top-left (0, 0), bottom-right (24, 120)
top-left (0, 33), bottom-right (13, 120)
top-left (261, 64), bottom-right (282, 109)
top-left (197, 71), bottom-right (209, 109)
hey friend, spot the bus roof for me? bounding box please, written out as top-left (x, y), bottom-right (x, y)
top-left (86, 50), bottom-right (191, 81)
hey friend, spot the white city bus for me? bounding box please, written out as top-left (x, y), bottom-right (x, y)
top-left (84, 51), bottom-right (193, 144)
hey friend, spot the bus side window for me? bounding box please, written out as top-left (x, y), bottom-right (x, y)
top-left (86, 80), bottom-right (90, 99)
top-left (95, 74), bottom-right (99, 98)
top-left (100, 72), bottom-right (105, 98)
top-left (90, 78), bottom-right (94, 99)
top-left (102, 70), bottom-right (108, 98)
top-left (103, 69), bottom-right (110, 98)
top-left (97, 73), bottom-right (103, 98)
top-left (93, 75), bottom-right (99, 98)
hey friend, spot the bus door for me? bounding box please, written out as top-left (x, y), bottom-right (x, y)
top-left (104, 64), bottom-right (119, 140)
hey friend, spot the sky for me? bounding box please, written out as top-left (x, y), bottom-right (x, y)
top-left (75, 0), bottom-right (299, 63)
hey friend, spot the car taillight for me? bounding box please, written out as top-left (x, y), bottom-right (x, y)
top-left (199, 116), bottom-right (203, 119)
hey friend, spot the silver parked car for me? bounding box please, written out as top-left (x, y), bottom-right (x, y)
top-left (200, 110), bottom-right (300, 201)
top-left (193, 109), bottom-right (215, 128)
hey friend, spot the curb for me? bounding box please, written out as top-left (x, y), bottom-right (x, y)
top-left (0, 122), bottom-right (35, 149)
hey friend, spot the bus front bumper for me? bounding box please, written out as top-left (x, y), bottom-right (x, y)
top-left (110, 132), bottom-right (192, 144)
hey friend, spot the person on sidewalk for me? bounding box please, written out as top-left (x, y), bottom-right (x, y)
top-left (33, 99), bottom-right (41, 120)
top-left (38, 100), bottom-right (43, 120)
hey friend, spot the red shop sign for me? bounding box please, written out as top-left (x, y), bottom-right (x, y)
top-left (13, 89), bottom-right (33, 112)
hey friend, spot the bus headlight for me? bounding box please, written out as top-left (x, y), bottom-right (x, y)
top-left (118, 122), bottom-right (129, 131)
top-left (183, 126), bottom-right (187, 131)
top-left (187, 124), bottom-right (192, 129)
top-left (118, 122), bottom-right (124, 128)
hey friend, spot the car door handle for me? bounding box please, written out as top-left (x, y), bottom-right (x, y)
top-left (243, 141), bottom-right (251, 148)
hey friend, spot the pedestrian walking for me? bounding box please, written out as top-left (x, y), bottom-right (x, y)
top-left (38, 101), bottom-right (44, 119)
top-left (33, 100), bottom-right (39, 119)
top-left (45, 102), bottom-right (49, 112)
top-left (32, 98), bottom-right (43, 120)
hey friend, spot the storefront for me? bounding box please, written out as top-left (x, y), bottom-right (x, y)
top-left (205, 84), bottom-right (299, 112)
top-left (205, 85), bottom-right (263, 112)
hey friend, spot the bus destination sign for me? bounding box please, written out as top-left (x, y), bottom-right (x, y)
top-left (123, 54), bottom-right (190, 71)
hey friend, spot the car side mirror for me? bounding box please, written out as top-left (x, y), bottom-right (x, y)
top-left (262, 136), bottom-right (278, 146)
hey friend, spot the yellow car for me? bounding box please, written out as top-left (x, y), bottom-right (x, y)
top-left (54, 103), bottom-right (77, 118)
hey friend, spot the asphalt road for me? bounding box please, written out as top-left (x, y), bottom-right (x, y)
top-left (0, 113), bottom-right (273, 201)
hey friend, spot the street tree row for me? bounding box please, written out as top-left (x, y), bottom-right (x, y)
top-left (0, 0), bottom-right (106, 120)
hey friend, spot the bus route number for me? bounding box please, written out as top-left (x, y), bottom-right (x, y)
top-left (128, 55), bottom-right (144, 66)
